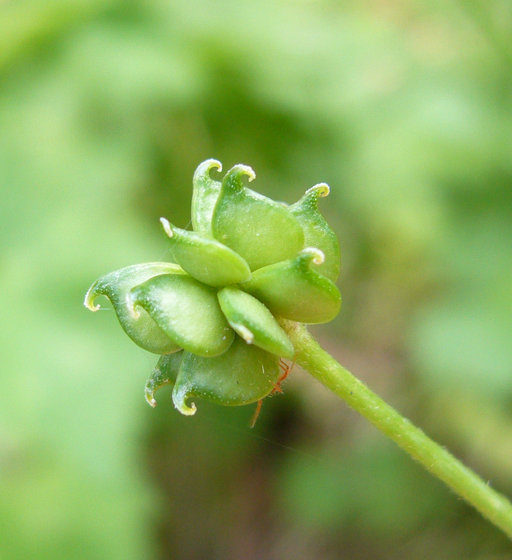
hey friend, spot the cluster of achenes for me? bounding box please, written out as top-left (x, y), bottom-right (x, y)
top-left (85, 160), bottom-right (341, 416)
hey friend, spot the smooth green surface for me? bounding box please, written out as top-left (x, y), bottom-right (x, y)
top-left (282, 320), bottom-right (512, 540)
top-left (84, 262), bottom-right (182, 354)
top-left (130, 273), bottom-right (234, 357)
top-left (172, 337), bottom-right (280, 415)
top-left (160, 218), bottom-right (251, 287)
top-left (145, 351), bottom-right (184, 407)
top-left (218, 286), bottom-right (294, 359)
top-left (290, 183), bottom-right (341, 282)
top-left (191, 159), bottom-right (222, 236)
top-left (243, 249), bottom-right (341, 324)
top-left (212, 164), bottom-right (304, 270)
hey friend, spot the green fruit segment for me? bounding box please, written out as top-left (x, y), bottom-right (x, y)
top-left (212, 164), bottom-right (304, 270)
top-left (191, 159), bottom-right (222, 235)
top-left (160, 218), bottom-right (251, 287)
top-left (290, 183), bottom-right (341, 282)
top-left (242, 248), bottom-right (341, 324)
top-left (130, 274), bottom-right (234, 357)
top-left (145, 351), bottom-right (184, 407)
top-left (172, 338), bottom-right (280, 415)
top-left (218, 287), bottom-right (294, 359)
top-left (84, 262), bottom-right (183, 354)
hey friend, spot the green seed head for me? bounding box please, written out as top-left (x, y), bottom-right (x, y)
top-left (85, 160), bottom-right (342, 416)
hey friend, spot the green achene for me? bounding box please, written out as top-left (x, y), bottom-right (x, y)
top-left (84, 263), bottom-right (183, 354)
top-left (212, 164), bottom-right (305, 270)
top-left (130, 273), bottom-right (234, 357)
top-left (242, 248), bottom-right (341, 324)
top-left (160, 218), bottom-right (251, 287)
top-left (290, 183), bottom-right (341, 282)
top-left (218, 286), bottom-right (294, 359)
top-left (172, 337), bottom-right (281, 415)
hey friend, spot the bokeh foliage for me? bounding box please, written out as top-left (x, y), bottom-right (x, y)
top-left (1, 0), bottom-right (511, 558)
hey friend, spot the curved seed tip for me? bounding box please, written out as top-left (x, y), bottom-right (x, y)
top-left (309, 182), bottom-right (330, 198)
top-left (84, 283), bottom-right (101, 311)
top-left (172, 390), bottom-right (197, 416)
top-left (145, 375), bottom-right (159, 407)
top-left (301, 247), bottom-right (325, 265)
top-left (225, 164), bottom-right (256, 186)
top-left (302, 183), bottom-right (330, 205)
top-left (194, 158), bottom-right (222, 180)
top-left (160, 217), bottom-right (174, 238)
top-left (145, 390), bottom-right (158, 408)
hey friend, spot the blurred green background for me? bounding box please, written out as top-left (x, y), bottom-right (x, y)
top-left (1, 0), bottom-right (512, 558)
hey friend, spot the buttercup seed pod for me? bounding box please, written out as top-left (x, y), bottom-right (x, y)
top-left (83, 161), bottom-right (512, 537)
top-left (85, 160), bottom-right (341, 416)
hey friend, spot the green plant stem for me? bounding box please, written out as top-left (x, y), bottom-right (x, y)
top-left (281, 319), bottom-right (512, 539)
